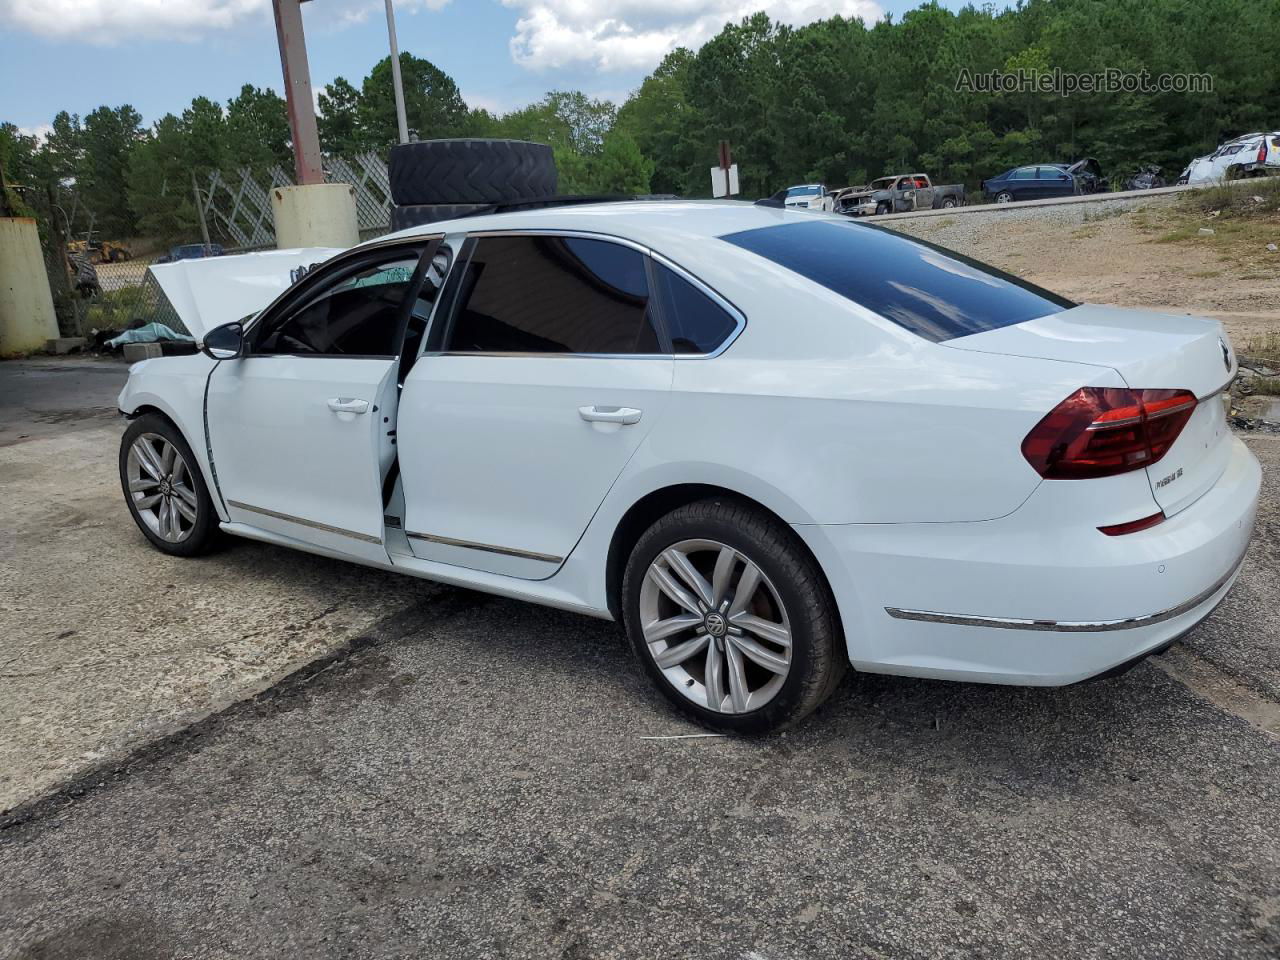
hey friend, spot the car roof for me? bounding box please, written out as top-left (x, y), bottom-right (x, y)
top-left (378, 200), bottom-right (846, 252)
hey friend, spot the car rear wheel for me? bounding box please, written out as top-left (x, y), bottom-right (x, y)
top-left (621, 498), bottom-right (846, 734)
top-left (941, 196), bottom-right (958, 208)
top-left (876, 202), bottom-right (891, 215)
top-left (119, 414), bottom-right (219, 557)
top-left (995, 191), bottom-right (1014, 203)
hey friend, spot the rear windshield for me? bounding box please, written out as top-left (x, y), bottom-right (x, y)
top-left (786, 185), bottom-right (821, 197)
top-left (721, 219), bottom-right (1072, 342)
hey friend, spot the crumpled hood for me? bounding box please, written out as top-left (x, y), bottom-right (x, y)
top-left (148, 247), bottom-right (345, 339)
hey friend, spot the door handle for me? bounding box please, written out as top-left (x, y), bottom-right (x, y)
top-left (327, 397), bottom-right (370, 415)
top-left (579, 405), bottom-right (642, 425)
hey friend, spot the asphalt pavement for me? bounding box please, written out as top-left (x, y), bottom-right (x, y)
top-left (0, 356), bottom-right (126, 447)
top-left (1, 358), bottom-right (1278, 959)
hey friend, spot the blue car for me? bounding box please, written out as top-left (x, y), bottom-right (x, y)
top-left (981, 159), bottom-right (1101, 203)
top-left (154, 243), bottom-right (225, 264)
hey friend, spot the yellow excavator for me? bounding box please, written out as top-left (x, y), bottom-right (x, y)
top-left (66, 238), bottom-right (132, 264)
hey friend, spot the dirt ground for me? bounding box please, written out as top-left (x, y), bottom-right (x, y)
top-left (890, 194), bottom-right (1280, 349)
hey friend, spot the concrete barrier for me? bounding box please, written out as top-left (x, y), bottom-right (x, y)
top-left (0, 218), bottom-right (60, 356)
top-left (271, 183), bottom-right (359, 250)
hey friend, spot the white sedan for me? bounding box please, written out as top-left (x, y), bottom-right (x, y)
top-left (120, 201), bottom-right (1260, 732)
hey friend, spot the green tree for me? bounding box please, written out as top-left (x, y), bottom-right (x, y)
top-left (224, 85), bottom-right (291, 169)
top-left (127, 113), bottom-right (201, 245)
top-left (79, 105), bottom-right (143, 237)
top-left (318, 76), bottom-right (366, 154)
top-left (359, 52), bottom-right (468, 146)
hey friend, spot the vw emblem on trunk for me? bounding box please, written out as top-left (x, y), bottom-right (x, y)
top-left (1219, 336), bottom-right (1231, 371)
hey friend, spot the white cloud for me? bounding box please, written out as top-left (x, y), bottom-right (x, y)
top-left (502, 0), bottom-right (883, 72)
top-left (0, 0), bottom-right (451, 44)
top-left (17, 124), bottom-right (54, 143)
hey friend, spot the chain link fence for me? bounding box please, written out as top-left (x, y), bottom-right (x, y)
top-left (27, 152), bottom-right (393, 347)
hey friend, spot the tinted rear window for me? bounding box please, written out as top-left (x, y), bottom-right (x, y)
top-left (721, 220), bottom-right (1071, 342)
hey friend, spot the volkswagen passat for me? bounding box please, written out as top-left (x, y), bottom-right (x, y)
top-left (119, 202), bottom-right (1260, 732)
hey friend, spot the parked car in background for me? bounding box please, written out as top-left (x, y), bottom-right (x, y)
top-left (1183, 132), bottom-right (1280, 184)
top-left (981, 160), bottom-right (1096, 203)
top-left (118, 200), bottom-right (1258, 732)
top-left (1049, 158), bottom-right (1105, 194)
top-left (1124, 164), bottom-right (1167, 191)
top-left (845, 174), bottom-right (965, 215)
top-left (783, 184), bottom-right (834, 212)
top-left (832, 185), bottom-right (876, 217)
top-left (154, 243), bottom-right (225, 265)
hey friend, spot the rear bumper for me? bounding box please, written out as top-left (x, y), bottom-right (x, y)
top-left (795, 437), bottom-right (1261, 685)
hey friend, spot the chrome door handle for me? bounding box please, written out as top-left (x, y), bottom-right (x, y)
top-left (579, 405), bottom-right (642, 425)
top-left (327, 397), bottom-right (370, 414)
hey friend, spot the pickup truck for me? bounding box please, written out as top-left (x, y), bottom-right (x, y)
top-left (836, 174), bottom-right (965, 216)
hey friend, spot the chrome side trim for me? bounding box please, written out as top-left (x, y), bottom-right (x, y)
top-left (405, 530), bottom-right (561, 564)
top-left (884, 553), bottom-right (1245, 633)
top-left (227, 500), bottom-right (383, 545)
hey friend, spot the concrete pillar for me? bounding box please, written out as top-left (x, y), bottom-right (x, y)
top-left (0, 218), bottom-right (60, 356)
top-left (271, 183), bottom-right (359, 250)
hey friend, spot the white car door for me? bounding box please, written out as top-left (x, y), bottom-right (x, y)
top-left (396, 232), bottom-right (675, 579)
top-left (206, 244), bottom-right (436, 564)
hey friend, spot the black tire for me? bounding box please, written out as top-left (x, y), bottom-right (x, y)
top-left (621, 497), bottom-right (847, 734)
top-left (940, 195), bottom-right (958, 208)
top-left (388, 139), bottom-right (558, 206)
top-left (390, 202), bottom-right (493, 232)
top-left (876, 202), bottom-right (891, 215)
top-left (996, 191), bottom-right (1014, 203)
top-left (119, 413), bottom-right (220, 557)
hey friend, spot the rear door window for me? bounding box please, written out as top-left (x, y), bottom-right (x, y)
top-left (441, 235), bottom-right (661, 355)
top-left (721, 220), bottom-right (1072, 343)
top-left (652, 263), bottom-right (739, 354)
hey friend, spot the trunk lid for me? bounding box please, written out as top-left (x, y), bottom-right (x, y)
top-left (947, 304), bottom-right (1236, 517)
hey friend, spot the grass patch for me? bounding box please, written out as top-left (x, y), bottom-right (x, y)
top-left (1253, 377), bottom-right (1280, 396)
top-left (1083, 206), bottom-right (1126, 223)
top-left (1242, 330), bottom-right (1280, 361)
top-left (1183, 175), bottom-right (1280, 218)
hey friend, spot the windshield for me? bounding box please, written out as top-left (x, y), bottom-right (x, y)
top-left (870, 178), bottom-right (896, 190)
top-left (721, 220), bottom-right (1072, 343)
top-left (786, 185), bottom-right (821, 197)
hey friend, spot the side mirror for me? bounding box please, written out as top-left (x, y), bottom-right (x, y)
top-left (202, 322), bottom-right (244, 360)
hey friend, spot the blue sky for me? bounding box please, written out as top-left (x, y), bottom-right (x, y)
top-left (1, 0), bottom-right (965, 135)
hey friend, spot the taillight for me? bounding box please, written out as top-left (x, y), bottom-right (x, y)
top-left (1259, 141), bottom-right (1268, 165)
top-left (1098, 511), bottom-right (1166, 536)
top-left (1021, 387), bottom-right (1197, 479)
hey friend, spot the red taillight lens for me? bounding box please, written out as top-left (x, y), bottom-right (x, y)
top-left (1098, 511), bottom-right (1166, 536)
top-left (1259, 141), bottom-right (1268, 165)
top-left (1021, 387), bottom-right (1197, 479)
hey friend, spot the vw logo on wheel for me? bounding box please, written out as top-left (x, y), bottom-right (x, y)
top-left (704, 612), bottom-right (728, 637)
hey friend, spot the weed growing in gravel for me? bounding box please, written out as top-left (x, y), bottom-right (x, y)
top-left (1186, 176), bottom-right (1280, 218)
top-left (1243, 330), bottom-right (1280, 362)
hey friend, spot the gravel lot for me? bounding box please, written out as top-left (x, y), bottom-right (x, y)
top-left (2, 206), bottom-right (1279, 956)
top-left (887, 194), bottom-right (1280, 347)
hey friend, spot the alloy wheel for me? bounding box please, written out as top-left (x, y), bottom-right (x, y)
top-left (126, 433), bottom-right (199, 543)
top-left (639, 539), bottom-right (792, 714)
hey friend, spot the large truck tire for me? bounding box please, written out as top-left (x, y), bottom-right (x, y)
top-left (390, 203), bottom-right (493, 231)
top-left (388, 139), bottom-right (558, 206)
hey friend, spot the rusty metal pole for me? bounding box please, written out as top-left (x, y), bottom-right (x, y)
top-left (272, 0), bottom-right (325, 186)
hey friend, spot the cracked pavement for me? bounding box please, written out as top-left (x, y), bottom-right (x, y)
top-left (1, 358), bottom-right (1277, 959)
